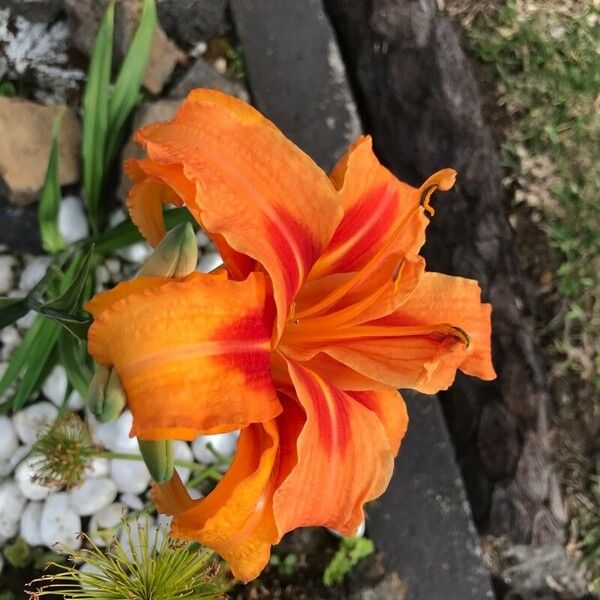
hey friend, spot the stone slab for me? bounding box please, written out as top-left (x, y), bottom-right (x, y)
top-left (366, 392), bottom-right (495, 600)
top-left (230, 0), bottom-right (361, 171)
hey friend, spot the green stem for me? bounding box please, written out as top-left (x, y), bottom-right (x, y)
top-left (93, 450), bottom-right (223, 480)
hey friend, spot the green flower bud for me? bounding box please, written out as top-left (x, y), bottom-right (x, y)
top-left (137, 223), bottom-right (198, 278)
top-left (138, 439), bottom-right (174, 483)
top-left (87, 366), bottom-right (127, 423)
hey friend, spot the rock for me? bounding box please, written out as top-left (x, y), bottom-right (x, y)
top-left (144, 26), bottom-right (185, 95)
top-left (169, 57), bottom-right (249, 101)
top-left (0, 481), bottom-right (26, 540)
top-left (20, 501), bottom-right (43, 546)
top-left (40, 492), bottom-right (81, 550)
top-left (230, 0), bottom-right (362, 171)
top-left (0, 98), bottom-right (80, 205)
top-left (1, 445), bottom-right (31, 478)
top-left (325, 0), bottom-right (558, 545)
top-left (4, 0), bottom-right (63, 23)
top-left (42, 365), bottom-right (68, 407)
top-left (0, 416), bottom-right (19, 462)
top-left (18, 256), bottom-right (51, 291)
top-left (58, 196), bottom-right (89, 243)
top-left (0, 255), bottom-right (17, 294)
top-left (0, 325), bottom-right (21, 361)
top-left (64, 0), bottom-right (183, 94)
top-left (13, 401), bottom-right (58, 445)
top-left (196, 229), bottom-right (211, 248)
top-left (116, 100), bottom-right (180, 201)
top-left (120, 492), bottom-right (144, 511)
top-left (16, 308), bottom-right (37, 330)
top-left (191, 431), bottom-right (238, 465)
top-left (66, 390), bottom-right (85, 411)
top-left (349, 572), bottom-right (407, 600)
top-left (69, 477), bottom-right (118, 516)
top-left (117, 241), bottom-right (152, 264)
top-left (89, 409), bottom-right (139, 453)
top-left (157, 0), bottom-right (227, 48)
top-left (84, 456), bottom-right (110, 479)
top-left (89, 502), bottom-right (125, 546)
top-left (196, 251), bottom-right (223, 273)
top-left (110, 458), bottom-right (151, 495)
top-left (173, 441), bottom-right (193, 484)
top-left (15, 456), bottom-right (53, 500)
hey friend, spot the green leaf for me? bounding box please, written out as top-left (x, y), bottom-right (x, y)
top-left (10, 319), bottom-right (61, 411)
top-left (0, 298), bottom-right (29, 329)
top-left (323, 537), bottom-right (375, 586)
top-left (44, 245), bottom-right (94, 313)
top-left (58, 330), bottom-right (92, 397)
top-left (82, 1), bottom-right (114, 234)
top-left (38, 112), bottom-right (66, 254)
top-left (93, 207), bottom-right (197, 255)
top-left (105, 0), bottom-right (157, 166)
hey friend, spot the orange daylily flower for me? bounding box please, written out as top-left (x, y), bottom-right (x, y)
top-left (85, 89), bottom-right (495, 582)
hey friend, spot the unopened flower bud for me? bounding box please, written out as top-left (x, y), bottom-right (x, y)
top-left (87, 366), bottom-right (127, 423)
top-left (138, 439), bottom-right (174, 483)
top-left (137, 223), bottom-right (198, 278)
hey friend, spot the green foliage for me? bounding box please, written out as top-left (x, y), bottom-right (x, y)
top-left (4, 537), bottom-right (34, 568)
top-left (82, 0), bottom-right (157, 233)
top-left (28, 517), bottom-right (231, 599)
top-left (269, 553), bottom-right (298, 578)
top-left (323, 536), bottom-right (375, 586)
top-left (466, 0), bottom-right (600, 386)
top-left (578, 476), bottom-right (600, 592)
top-left (38, 112), bottom-right (66, 254)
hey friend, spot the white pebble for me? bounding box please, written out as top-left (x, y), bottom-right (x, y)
top-left (84, 456), bottom-right (110, 479)
top-left (95, 264), bottom-right (110, 289)
top-left (58, 196), bottom-right (89, 243)
top-left (66, 390), bottom-right (85, 411)
top-left (196, 229), bottom-right (211, 247)
top-left (89, 502), bottom-right (125, 547)
top-left (213, 57), bottom-right (227, 74)
top-left (0, 416), bottom-right (18, 461)
top-left (15, 456), bottom-right (53, 500)
top-left (0, 362), bottom-right (12, 406)
top-left (110, 458), bottom-right (151, 495)
top-left (173, 441), bottom-right (193, 484)
top-left (109, 208), bottom-right (126, 227)
top-left (13, 401), bottom-right (58, 445)
top-left (0, 481), bottom-right (26, 539)
top-left (192, 431), bottom-right (238, 465)
top-left (89, 410), bottom-right (139, 453)
top-left (42, 365), bottom-right (68, 407)
top-left (18, 256), bottom-right (51, 292)
top-left (120, 493), bottom-right (144, 511)
top-left (69, 477), bottom-right (117, 516)
top-left (20, 501), bottom-right (43, 546)
top-left (0, 255), bottom-right (16, 294)
top-left (187, 487), bottom-right (204, 500)
top-left (40, 492), bottom-right (81, 550)
top-left (104, 258), bottom-right (121, 277)
top-left (0, 326), bottom-right (20, 361)
top-left (16, 309), bottom-right (36, 330)
top-left (117, 242), bottom-right (152, 264)
top-left (0, 444), bottom-right (31, 478)
top-left (196, 251), bottom-right (223, 273)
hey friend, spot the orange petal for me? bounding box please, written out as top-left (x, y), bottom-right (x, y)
top-left (86, 272), bottom-right (281, 439)
top-left (129, 89), bottom-right (343, 335)
top-left (304, 272), bottom-right (495, 394)
top-left (273, 362), bottom-right (395, 536)
top-left (153, 421), bottom-right (280, 582)
top-left (310, 136), bottom-right (452, 280)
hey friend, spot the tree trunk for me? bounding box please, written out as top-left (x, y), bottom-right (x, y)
top-left (325, 0), bottom-right (565, 545)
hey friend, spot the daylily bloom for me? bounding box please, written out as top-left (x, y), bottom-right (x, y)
top-left (85, 89), bottom-right (495, 582)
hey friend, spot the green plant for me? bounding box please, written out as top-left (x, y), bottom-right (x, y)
top-left (323, 536), bottom-right (375, 586)
top-left (27, 516), bottom-right (231, 599)
top-left (0, 0), bottom-right (197, 415)
top-left (269, 553), bottom-right (298, 578)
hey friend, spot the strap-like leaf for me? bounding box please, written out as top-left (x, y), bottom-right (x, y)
top-left (44, 245), bottom-right (94, 313)
top-left (82, 1), bottom-right (114, 233)
top-left (106, 0), bottom-right (157, 166)
top-left (38, 112), bottom-right (66, 254)
top-left (0, 298), bottom-right (29, 329)
top-left (58, 330), bottom-right (92, 397)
